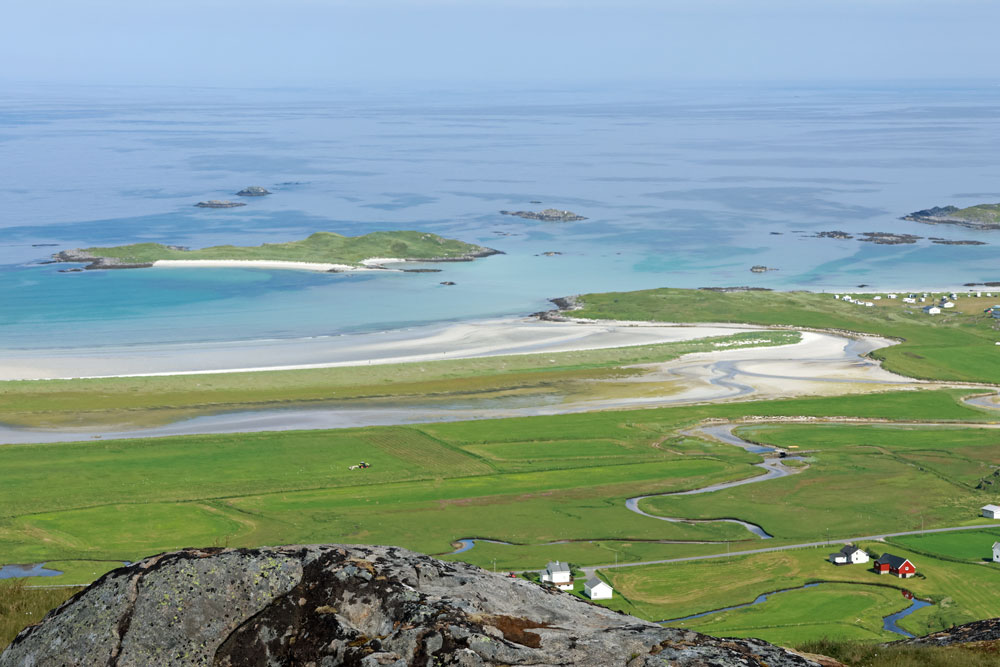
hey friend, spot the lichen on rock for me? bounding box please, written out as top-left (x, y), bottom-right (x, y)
top-left (1, 545), bottom-right (820, 667)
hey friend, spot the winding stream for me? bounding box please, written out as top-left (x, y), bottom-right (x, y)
top-left (658, 581), bottom-right (931, 638)
top-left (625, 424), bottom-right (808, 539)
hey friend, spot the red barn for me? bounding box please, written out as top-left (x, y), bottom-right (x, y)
top-left (875, 553), bottom-right (916, 578)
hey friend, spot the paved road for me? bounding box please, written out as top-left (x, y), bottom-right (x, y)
top-left (581, 523), bottom-right (995, 576)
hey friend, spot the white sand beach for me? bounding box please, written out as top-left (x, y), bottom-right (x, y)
top-left (1, 318), bottom-right (775, 380)
top-left (151, 259), bottom-right (399, 272)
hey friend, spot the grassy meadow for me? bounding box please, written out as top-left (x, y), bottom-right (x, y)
top-left (639, 423), bottom-right (1000, 542)
top-left (605, 542), bottom-right (1000, 645)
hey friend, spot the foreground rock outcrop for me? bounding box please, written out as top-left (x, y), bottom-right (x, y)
top-left (1, 545), bottom-right (819, 667)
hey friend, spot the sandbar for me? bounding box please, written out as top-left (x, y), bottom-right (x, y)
top-left (151, 259), bottom-right (397, 272)
top-left (0, 319), bottom-right (773, 381)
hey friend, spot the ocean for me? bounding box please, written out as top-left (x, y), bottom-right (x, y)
top-left (2, 82), bottom-right (999, 350)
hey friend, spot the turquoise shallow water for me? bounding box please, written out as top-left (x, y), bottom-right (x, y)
top-left (2, 83), bottom-right (999, 349)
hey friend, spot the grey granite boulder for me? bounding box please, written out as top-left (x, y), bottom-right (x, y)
top-left (1, 545), bottom-right (819, 667)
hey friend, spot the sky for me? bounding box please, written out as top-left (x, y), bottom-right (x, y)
top-left (2, 0), bottom-right (999, 87)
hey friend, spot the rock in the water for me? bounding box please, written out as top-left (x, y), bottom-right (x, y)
top-left (0, 545), bottom-right (819, 667)
top-left (236, 186), bottom-right (272, 197)
top-left (499, 209), bottom-right (587, 222)
top-left (195, 200), bottom-right (246, 208)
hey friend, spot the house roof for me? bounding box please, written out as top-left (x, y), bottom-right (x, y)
top-left (839, 545), bottom-right (862, 556)
top-left (982, 504), bottom-right (1000, 512)
top-left (546, 561), bottom-right (570, 573)
top-left (585, 576), bottom-right (610, 589)
top-left (875, 553), bottom-right (912, 569)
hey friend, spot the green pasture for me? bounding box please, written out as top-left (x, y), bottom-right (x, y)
top-left (0, 390), bottom-right (988, 568)
top-left (639, 423), bottom-right (1000, 541)
top-left (890, 530), bottom-right (1000, 562)
top-left (672, 582), bottom-right (908, 645)
top-left (0, 330), bottom-right (798, 429)
top-left (573, 287), bottom-right (1000, 383)
top-left (605, 543), bottom-right (1000, 640)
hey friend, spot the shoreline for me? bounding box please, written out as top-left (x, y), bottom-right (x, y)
top-left (0, 318), bottom-right (780, 381)
top-left (152, 259), bottom-right (405, 272)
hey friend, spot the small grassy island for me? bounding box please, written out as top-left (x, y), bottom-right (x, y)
top-left (904, 203), bottom-right (1000, 229)
top-left (51, 231), bottom-right (500, 271)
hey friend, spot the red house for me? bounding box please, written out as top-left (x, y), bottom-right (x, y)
top-left (875, 553), bottom-right (916, 578)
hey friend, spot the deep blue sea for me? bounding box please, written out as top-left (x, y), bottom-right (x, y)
top-left (2, 82), bottom-right (999, 349)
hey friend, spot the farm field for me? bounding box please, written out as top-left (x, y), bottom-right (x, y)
top-left (604, 543), bottom-right (1000, 642)
top-left (573, 287), bottom-right (1000, 383)
top-left (890, 530), bottom-right (1000, 562)
top-left (638, 423), bottom-right (1000, 541)
top-left (0, 330), bottom-right (797, 429)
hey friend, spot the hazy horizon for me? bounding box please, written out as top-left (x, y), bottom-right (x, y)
top-left (3, 0), bottom-right (999, 88)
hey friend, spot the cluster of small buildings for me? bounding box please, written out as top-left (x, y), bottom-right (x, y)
top-left (828, 545), bottom-right (916, 578)
top-left (540, 560), bottom-right (613, 600)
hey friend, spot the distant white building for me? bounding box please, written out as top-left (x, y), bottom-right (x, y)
top-left (829, 544), bottom-right (870, 565)
top-left (942, 301), bottom-right (956, 309)
top-left (923, 306), bottom-right (941, 315)
top-left (541, 561), bottom-right (574, 590)
top-left (982, 505), bottom-right (1000, 519)
top-left (887, 293), bottom-right (898, 299)
top-left (584, 576), bottom-right (613, 600)
top-left (903, 298), bottom-right (916, 304)
top-left (873, 295), bottom-right (882, 301)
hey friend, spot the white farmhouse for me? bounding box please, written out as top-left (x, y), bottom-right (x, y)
top-left (829, 544), bottom-right (870, 565)
top-left (993, 542), bottom-right (1000, 563)
top-left (541, 561), bottom-right (574, 591)
top-left (888, 293), bottom-right (898, 299)
top-left (903, 298), bottom-right (916, 304)
top-left (584, 576), bottom-right (613, 600)
top-left (942, 301), bottom-right (956, 309)
top-left (982, 504), bottom-right (1000, 519)
top-left (923, 306), bottom-right (941, 315)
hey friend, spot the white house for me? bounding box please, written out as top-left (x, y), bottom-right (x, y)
top-left (903, 298), bottom-right (916, 304)
top-left (923, 306), bottom-right (941, 315)
top-left (993, 542), bottom-right (1000, 563)
top-left (541, 561), bottom-right (573, 590)
top-left (942, 301), bottom-right (956, 309)
top-left (829, 544), bottom-right (870, 565)
top-left (982, 504), bottom-right (1000, 519)
top-left (887, 293), bottom-right (898, 299)
top-left (865, 302), bottom-right (875, 307)
top-left (584, 576), bottom-right (613, 600)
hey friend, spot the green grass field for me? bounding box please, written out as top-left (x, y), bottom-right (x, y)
top-left (572, 287), bottom-right (1000, 383)
top-left (890, 530), bottom-right (1000, 562)
top-left (0, 330), bottom-right (798, 429)
top-left (639, 423), bottom-right (1000, 541)
top-left (75, 230), bottom-right (493, 265)
top-left (605, 543), bottom-right (1000, 643)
